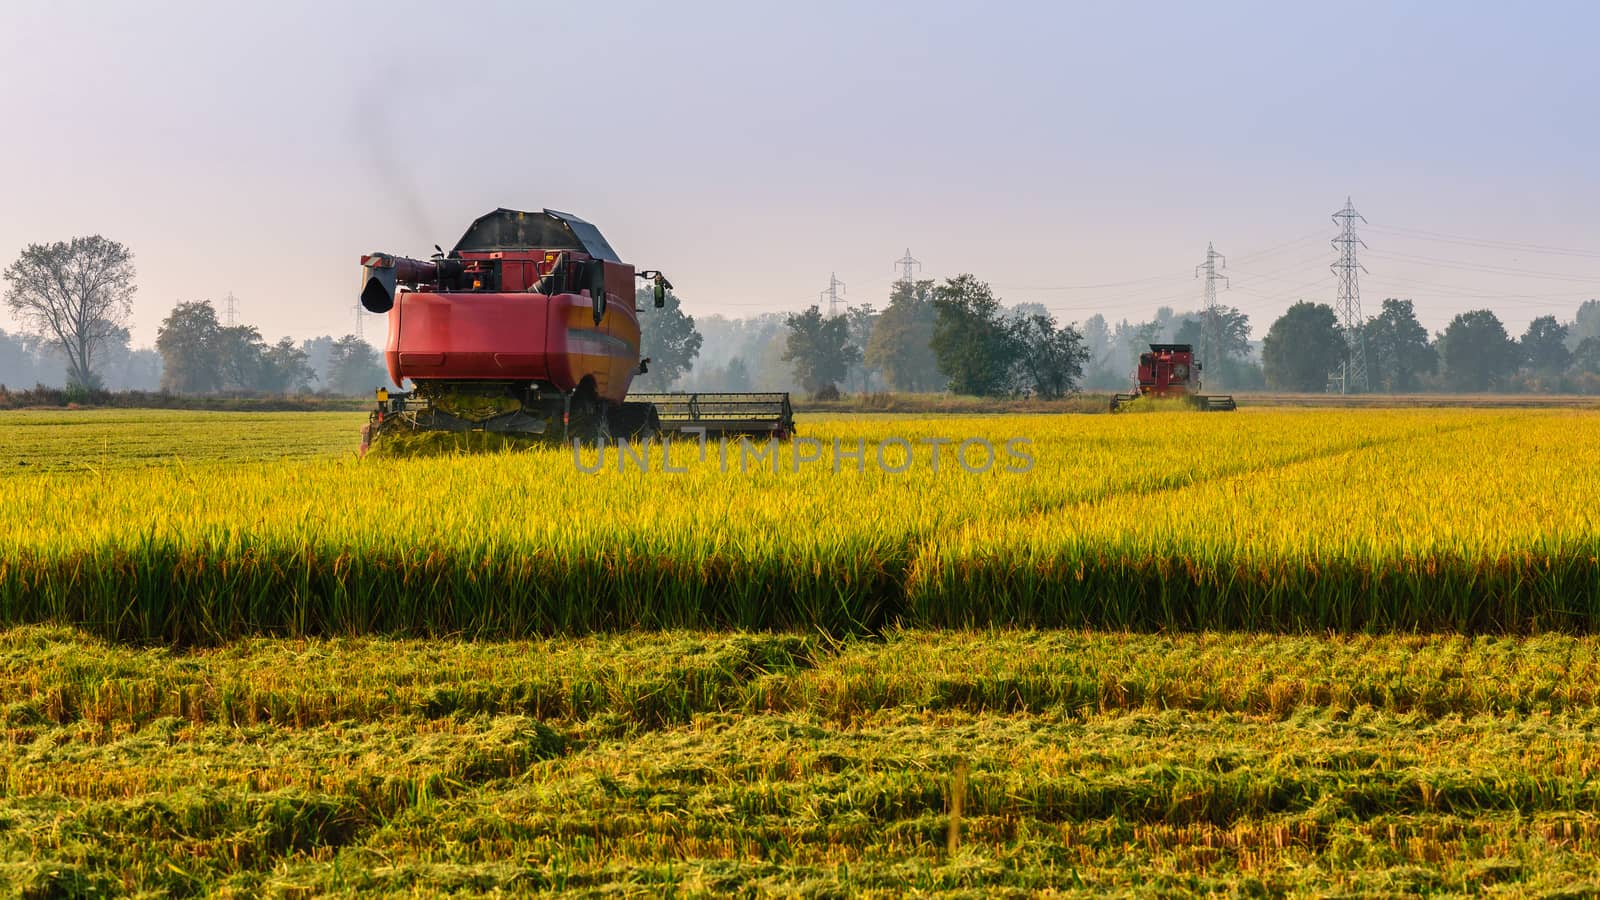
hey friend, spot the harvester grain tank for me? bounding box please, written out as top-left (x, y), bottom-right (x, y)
top-left (1110, 343), bottom-right (1237, 412)
top-left (358, 209), bottom-right (794, 449)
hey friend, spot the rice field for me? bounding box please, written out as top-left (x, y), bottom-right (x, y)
top-left (1, 407), bottom-right (1598, 641)
top-left (6, 626), bottom-right (1600, 896)
top-left (5, 406), bottom-right (1600, 895)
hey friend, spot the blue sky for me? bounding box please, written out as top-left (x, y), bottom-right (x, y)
top-left (2, 0), bottom-right (1596, 345)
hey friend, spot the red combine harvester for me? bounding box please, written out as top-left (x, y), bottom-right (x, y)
top-left (1110, 343), bottom-right (1237, 412)
top-left (358, 209), bottom-right (793, 449)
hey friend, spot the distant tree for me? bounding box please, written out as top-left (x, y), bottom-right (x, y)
top-left (757, 331), bottom-right (795, 392)
top-left (1115, 317), bottom-right (1165, 381)
top-left (1213, 307), bottom-right (1252, 360)
top-left (1438, 309), bottom-right (1519, 391)
top-left (1569, 299), bottom-right (1600, 349)
top-left (1005, 301), bottom-right (1051, 323)
top-left (930, 274), bottom-right (1014, 397)
top-left (634, 288), bottom-right (703, 390)
top-left (300, 336), bottom-right (337, 387)
top-left (1362, 299), bottom-right (1435, 392)
top-left (1080, 314), bottom-right (1111, 352)
top-left (3, 235), bottom-right (137, 389)
top-left (1520, 315), bottom-right (1571, 376)
top-left (865, 279), bottom-right (941, 392)
top-left (0, 329), bottom-right (42, 388)
top-left (1213, 356), bottom-right (1267, 391)
top-left (216, 324), bottom-right (269, 391)
top-left (723, 356), bottom-right (751, 391)
top-left (325, 335), bottom-right (387, 396)
top-left (261, 337), bottom-right (317, 393)
top-left (95, 324), bottom-right (162, 391)
top-left (1145, 306), bottom-right (1179, 342)
top-left (1262, 301), bottom-right (1345, 391)
top-left (844, 303), bottom-right (879, 393)
top-left (1174, 306), bottom-right (1251, 369)
top-left (1007, 313), bottom-right (1088, 399)
top-left (783, 305), bottom-right (859, 397)
top-left (1080, 315), bottom-right (1132, 391)
top-left (156, 301), bottom-right (225, 393)
top-left (694, 312), bottom-right (807, 393)
top-left (1573, 337), bottom-right (1600, 375)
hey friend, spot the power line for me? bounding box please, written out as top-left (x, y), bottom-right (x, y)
top-left (1227, 248), bottom-right (1349, 286)
top-left (1359, 282), bottom-right (1596, 310)
top-left (1365, 250), bottom-right (1600, 284)
top-left (998, 233), bottom-right (1327, 294)
top-left (1331, 198), bottom-right (1369, 393)
top-left (1365, 223), bottom-right (1600, 260)
top-left (1224, 230), bottom-right (1328, 265)
top-left (995, 269), bottom-right (1193, 292)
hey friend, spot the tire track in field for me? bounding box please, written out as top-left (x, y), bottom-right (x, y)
top-left (852, 416), bottom-right (1503, 632)
top-left (872, 414), bottom-right (1540, 634)
top-left (921, 415), bottom-right (1498, 545)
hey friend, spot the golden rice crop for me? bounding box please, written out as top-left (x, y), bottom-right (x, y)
top-left (1, 408), bottom-right (1597, 641)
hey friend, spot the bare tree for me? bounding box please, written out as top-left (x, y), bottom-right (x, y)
top-left (3, 236), bottom-right (136, 389)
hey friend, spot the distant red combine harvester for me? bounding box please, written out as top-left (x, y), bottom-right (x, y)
top-left (1111, 343), bottom-right (1237, 412)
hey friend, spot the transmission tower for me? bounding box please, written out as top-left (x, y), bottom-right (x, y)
top-left (223, 292), bottom-right (239, 328)
top-left (820, 272), bottom-right (846, 317)
top-left (1331, 197), bottom-right (1369, 393)
top-left (353, 301), bottom-right (365, 340)
top-left (1193, 243), bottom-right (1228, 373)
top-left (893, 249), bottom-right (922, 285)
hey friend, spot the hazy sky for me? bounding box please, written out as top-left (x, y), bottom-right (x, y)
top-left (2, 1), bottom-right (1597, 346)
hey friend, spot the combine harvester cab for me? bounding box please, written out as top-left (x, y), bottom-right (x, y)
top-left (356, 208), bottom-right (794, 451)
top-left (1110, 343), bottom-right (1237, 412)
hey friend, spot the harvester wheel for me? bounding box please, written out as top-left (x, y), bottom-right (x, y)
top-left (567, 395), bottom-right (612, 447)
top-left (609, 402), bottom-right (662, 443)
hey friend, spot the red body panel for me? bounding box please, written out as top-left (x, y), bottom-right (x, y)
top-left (385, 285), bottom-right (640, 403)
top-left (1136, 347), bottom-right (1198, 397)
top-left (363, 209), bottom-right (649, 406)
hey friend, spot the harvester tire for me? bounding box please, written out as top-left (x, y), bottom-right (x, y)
top-left (610, 402), bottom-right (662, 443)
top-left (567, 395), bottom-right (611, 447)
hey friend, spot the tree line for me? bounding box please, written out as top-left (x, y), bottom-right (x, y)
top-left (9, 233), bottom-right (1600, 398)
top-left (154, 301), bottom-right (389, 396)
top-left (648, 275), bottom-right (1092, 400)
top-left (660, 283), bottom-right (1600, 397)
top-left (1261, 299), bottom-right (1600, 393)
top-left (1, 234), bottom-right (393, 396)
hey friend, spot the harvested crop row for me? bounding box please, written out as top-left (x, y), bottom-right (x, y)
top-left (5, 628), bottom-right (1600, 896)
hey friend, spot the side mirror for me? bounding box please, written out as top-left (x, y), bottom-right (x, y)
top-left (588, 261), bottom-right (606, 325)
top-left (637, 270), bottom-right (674, 308)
